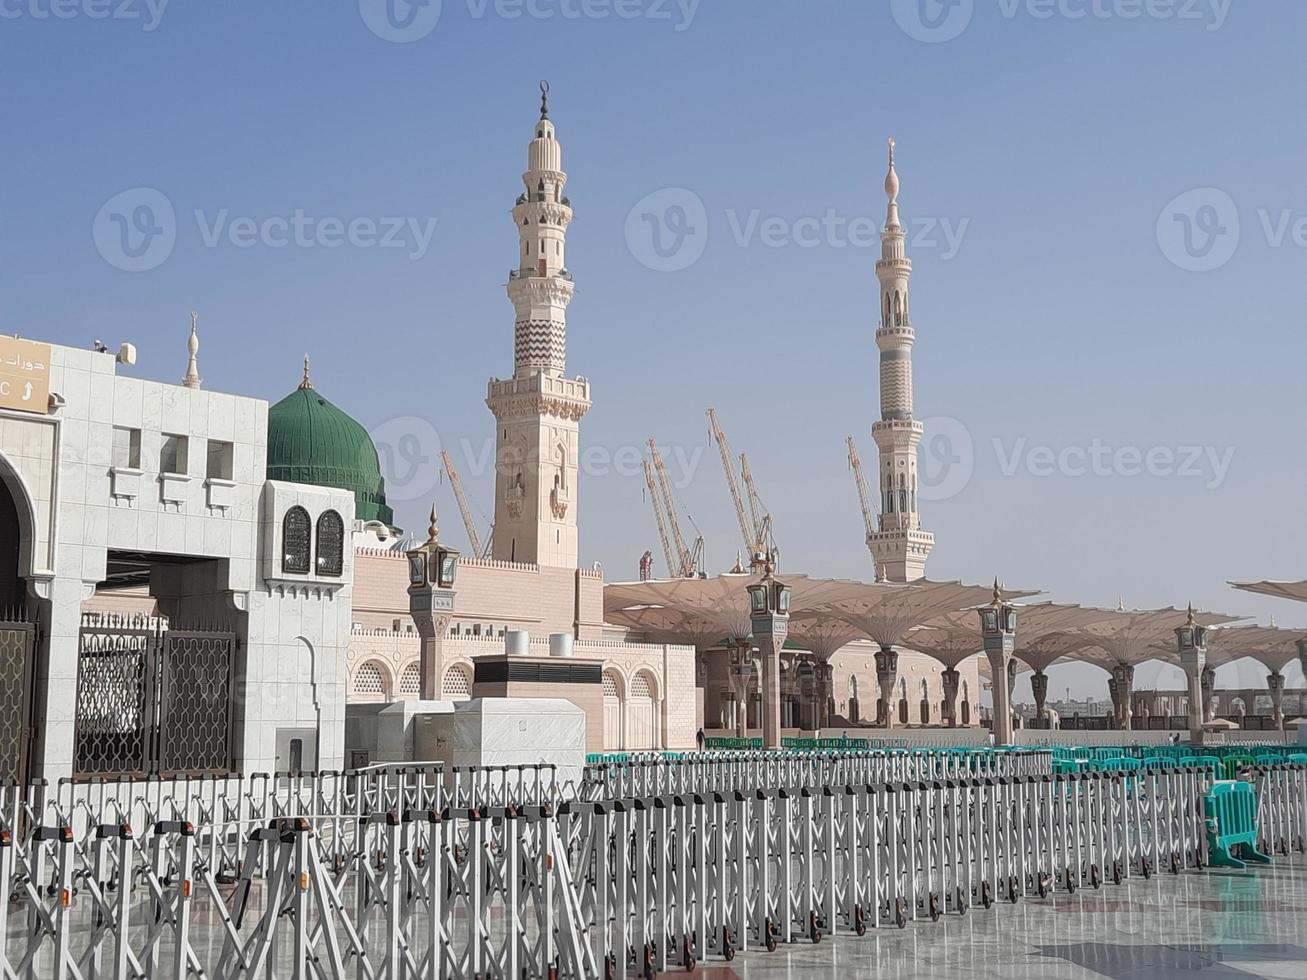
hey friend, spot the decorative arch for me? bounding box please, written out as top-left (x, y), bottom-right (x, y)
top-left (442, 664), bottom-right (472, 700)
top-left (0, 451), bottom-right (38, 611)
top-left (631, 670), bottom-right (659, 701)
top-left (283, 506), bottom-right (311, 575)
top-left (626, 670), bottom-right (660, 751)
top-left (398, 662), bottom-right (420, 698)
top-left (315, 510), bottom-right (345, 577)
top-left (352, 660), bottom-right (391, 702)
top-left (602, 668), bottom-right (625, 752)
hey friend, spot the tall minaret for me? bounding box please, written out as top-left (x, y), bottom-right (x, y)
top-left (869, 139), bottom-right (934, 581)
top-left (486, 83), bottom-right (591, 567)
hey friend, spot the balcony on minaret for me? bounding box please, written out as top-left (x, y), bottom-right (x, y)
top-left (487, 371), bottom-right (592, 415)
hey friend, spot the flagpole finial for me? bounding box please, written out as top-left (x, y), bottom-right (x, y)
top-left (299, 354), bottom-right (314, 390)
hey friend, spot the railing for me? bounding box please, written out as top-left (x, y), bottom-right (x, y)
top-left (0, 761), bottom-right (1302, 978)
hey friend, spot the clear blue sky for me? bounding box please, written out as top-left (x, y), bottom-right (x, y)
top-left (3, 1), bottom-right (1304, 696)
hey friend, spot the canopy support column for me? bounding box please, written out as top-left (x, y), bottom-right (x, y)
top-left (941, 667), bottom-right (960, 728)
top-left (1267, 670), bottom-right (1285, 730)
top-left (874, 647), bottom-right (899, 729)
top-left (1030, 669), bottom-right (1049, 724)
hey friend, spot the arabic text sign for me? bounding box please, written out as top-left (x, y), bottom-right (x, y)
top-left (0, 338), bottom-right (51, 415)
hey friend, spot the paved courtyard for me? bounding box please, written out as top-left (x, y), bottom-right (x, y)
top-left (718, 855), bottom-right (1307, 979)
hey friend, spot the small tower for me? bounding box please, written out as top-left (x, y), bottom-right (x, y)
top-left (869, 139), bottom-right (934, 581)
top-left (486, 83), bottom-right (592, 568)
top-left (182, 311), bottom-right (202, 390)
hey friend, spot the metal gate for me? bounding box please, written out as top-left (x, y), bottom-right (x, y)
top-left (0, 615), bottom-right (36, 783)
top-left (74, 613), bottom-right (236, 777)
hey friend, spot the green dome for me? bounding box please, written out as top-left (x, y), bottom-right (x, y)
top-left (266, 384), bottom-right (394, 526)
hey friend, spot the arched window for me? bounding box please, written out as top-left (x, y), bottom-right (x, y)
top-left (398, 663), bottom-right (420, 697)
top-left (316, 510), bottom-right (345, 577)
top-left (283, 506), bottom-right (311, 575)
top-left (442, 665), bottom-right (472, 699)
top-left (353, 662), bottom-right (388, 701)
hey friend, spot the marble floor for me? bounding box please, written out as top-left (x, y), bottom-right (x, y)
top-left (712, 855), bottom-right (1307, 979)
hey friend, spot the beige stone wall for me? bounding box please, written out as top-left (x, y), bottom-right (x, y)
top-left (352, 548), bottom-right (603, 638)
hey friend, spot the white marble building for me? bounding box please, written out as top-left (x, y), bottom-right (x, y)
top-left (0, 332), bottom-right (355, 781)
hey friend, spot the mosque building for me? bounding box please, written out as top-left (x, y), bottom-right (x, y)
top-left (0, 90), bottom-right (982, 785)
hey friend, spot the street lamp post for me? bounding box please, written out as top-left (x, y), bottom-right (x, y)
top-left (1175, 605), bottom-right (1208, 745)
top-left (978, 580), bottom-right (1018, 745)
top-left (406, 505), bottom-right (460, 701)
top-left (748, 566), bottom-right (792, 750)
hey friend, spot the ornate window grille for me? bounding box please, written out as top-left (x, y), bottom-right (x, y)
top-left (442, 665), bottom-right (471, 698)
top-left (316, 509), bottom-right (345, 577)
top-left (353, 662), bottom-right (387, 701)
top-left (283, 507), bottom-right (311, 574)
top-left (399, 663), bottom-right (420, 697)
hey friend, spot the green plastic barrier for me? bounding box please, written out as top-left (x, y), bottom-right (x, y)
top-left (1223, 755), bottom-right (1258, 780)
top-left (1204, 781), bottom-right (1272, 869)
top-left (1181, 755), bottom-right (1223, 779)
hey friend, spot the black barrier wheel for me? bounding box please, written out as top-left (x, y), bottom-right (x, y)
top-left (981, 880), bottom-right (992, 909)
top-left (1009, 875), bottom-right (1019, 903)
top-left (1066, 869), bottom-right (1076, 894)
top-left (956, 886), bottom-right (967, 915)
top-left (1142, 858), bottom-right (1152, 879)
top-left (723, 927), bottom-right (735, 962)
top-left (683, 936), bottom-right (696, 972)
top-left (642, 945), bottom-right (655, 980)
top-left (765, 918), bottom-right (778, 953)
top-left (854, 904), bottom-right (867, 937)
top-left (809, 911), bottom-right (822, 944)
top-left (929, 893), bottom-right (941, 922)
top-left (895, 898), bottom-right (908, 929)
top-left (1091, 864), bottom-right (1101, 890)
top-left (1037, 875), bottom-right (1048, 898)
top-left (1171, 851), bottom-right (1181, 875)
top-left (1112, 862), bottom-right (1122, 886)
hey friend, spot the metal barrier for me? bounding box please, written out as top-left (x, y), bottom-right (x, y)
top-left (0, 761), bottom-right (1302, 978)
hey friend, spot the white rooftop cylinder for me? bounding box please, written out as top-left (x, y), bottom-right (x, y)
top-left (549, 633), bottom-right (574, 658)
top-left (504, 630), bottom-right (530, 656)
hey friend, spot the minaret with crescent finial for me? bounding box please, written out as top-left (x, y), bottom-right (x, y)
top-left (486, 83), bottom-right (591, 568)
top-left (869, 138), bottom-right (934, 581)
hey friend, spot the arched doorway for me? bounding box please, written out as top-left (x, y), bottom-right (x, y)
top-left (602, 670), bottom-right (624, 751)
top-left (627, 672), bottom-right (659, 750)
top-left (0, 463), bottom-right (35, 784)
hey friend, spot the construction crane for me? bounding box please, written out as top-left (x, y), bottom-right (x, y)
top-left (441, 450), bottom-right (491, 559)
top-left (707, 408), bottom-right (756, 560)
top-left (648, 439), bottom-right (704, 577)
top-left (641, 459), bottom-right (676, 578)
top-left (739, 452), bottom-right (776, 569)
top-left (847, 435), bottom-right (877, 548)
